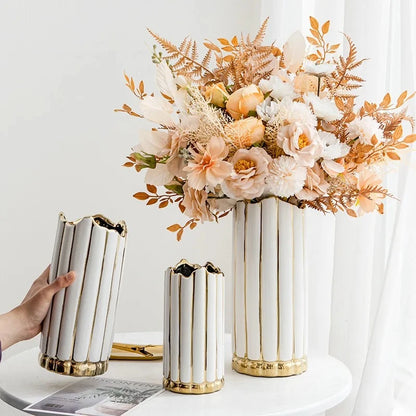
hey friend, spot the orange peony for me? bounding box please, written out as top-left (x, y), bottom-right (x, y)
top-left (225, 117), bottom-right (265, 148)
top-left (226, 84), bottom-right (264, 119)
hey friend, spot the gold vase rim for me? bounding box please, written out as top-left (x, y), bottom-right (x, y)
top-left (171, 259), bottom-right (223, 277)
top-left (59, 212), bottom-right (127, 236)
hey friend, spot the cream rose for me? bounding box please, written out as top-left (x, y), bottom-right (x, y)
top-left (224, 117), bottom-right (265, 148)
top-left (293, 73), bottom-right (319, 94)
top-left (222, 147), bottom-right (271, 200)
top-left (276, 122), bottom-right (323, 167)
top-left (204, 82), bottom-right (229, 108)
top-left (226, 84), bottom-right (264, 119)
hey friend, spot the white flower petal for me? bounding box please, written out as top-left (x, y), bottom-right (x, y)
top-left (138, 95), bottom-right (176, 127)
top-left (283, 31), bottom-right (306, 73)
top-left (137, 129), bottom-right (170, 157)
top-left (144, 163), bottom-right (173, 185)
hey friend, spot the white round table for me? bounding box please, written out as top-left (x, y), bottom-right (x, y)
top-left (0, 332), bottom-right (351, 415)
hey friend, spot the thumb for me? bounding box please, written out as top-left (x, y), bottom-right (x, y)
top-left (46, 271), bottom-right (76, 297)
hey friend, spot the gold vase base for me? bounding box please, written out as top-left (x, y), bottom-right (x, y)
top-left (39, 353), bottom-right (109, 377)
top-left (232, 354), bottom-right (307, 377)
top-left (163, 377), bottom-right (224, 394)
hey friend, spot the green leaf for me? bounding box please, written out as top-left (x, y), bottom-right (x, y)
top-left (165, 184), bottom-right (184, 195)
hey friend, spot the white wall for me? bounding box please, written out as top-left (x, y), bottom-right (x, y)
top-left (0, 0), bottom-right (261, 359)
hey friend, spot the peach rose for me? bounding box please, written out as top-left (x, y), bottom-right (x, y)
top-left (204, 82), bottom-right (229, 108)
top-left (226, 84), bottom-right (264, 119)
top-left (296, 163), bottom-right (330, 200)
top-left (222, 147), bottom-right (271, 200)
top-left (224, 117), bottom-right (265, 148)
top-left (276, 122), bottom-right (323, 167)
top-left (182, 184), bottom-right (215, 222)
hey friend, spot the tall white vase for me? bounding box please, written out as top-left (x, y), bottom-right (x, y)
top-left (163, 260), bottom-right (225, 394)
top-left (232, 197), bottom-right (307, 377)
top-left (39, 213), bottom-right (127, 376)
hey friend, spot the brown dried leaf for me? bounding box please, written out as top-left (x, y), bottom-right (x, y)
top-left (190, 222), bottom-right (197, 230)
top-left (222, 45), bottom-right (234, 52)
top-left (139, 80), bottom-right (144, 94)
top-left (322, 20), bottom-right (330, 34)
top-left (167, 224), bottom-right (181, 232)
top-left (387, 152), bottom-right (400, 160)
top-left (146, 184), bottom-right (157, 194)
top-left (371, 135), bottom-right (378, 145)
top-left (379, 93), bottom-right (391, 108)
top-left (203, 41), bottom-right (221, 53)
top-left (403, 134), bottom-right (416, 143)
top-left (147, 198), bottom-right (158, 205)
top-left (179, 203), bottom-right (186, 213)
top-left (177, 229), bottom-right (184, 241)
top-left (133, 192), bottom-right (149, 200)
top-left (396, 91), bottom-right (407, 107)
top-left (123, 162), bottom-right (134, 167)
top-left (310, 16), bottom-right (319, 30)
top-left (218, 38), bottom-right (230, 46)
top-left (346, 209), bottom-right (357, 217)
top-left (231, 35), bottom-right (238, 46)
top-left (395, 143), bottom-right (409, 149)
top-left (307, 36), bottom-right (319, 46)
top-left (392, 125), bottom-right (403, 141)
top-left (159, 200), bottom-right (169, 208)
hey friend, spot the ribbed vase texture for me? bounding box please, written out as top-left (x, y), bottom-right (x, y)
top-left (163, 261), bottom-right (225, 394)
top-left (232, 198), bottom-right (307, 377)
top-left (39, 213), bottom-right (127, 376)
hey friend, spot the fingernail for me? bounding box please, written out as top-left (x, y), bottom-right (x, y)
top-left (65, 272), bottom-right (74, 282)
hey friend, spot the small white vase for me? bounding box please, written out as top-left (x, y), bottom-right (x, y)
top-left (232, 197), bottom-right (307, 377)
top-left (39, 212), bottom-right (127, 376)
top-left (163, 260), bottom-right (225, 394)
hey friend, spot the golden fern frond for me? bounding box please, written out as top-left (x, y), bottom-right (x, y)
top-left (253, 17), bottom-right (269, 46)
top-left (148, 29), bottom-right (216, 83)
top-left (327, 34), bottom-right (366, 95)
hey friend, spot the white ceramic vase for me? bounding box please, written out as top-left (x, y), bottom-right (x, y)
top-left (232, 197), bottom-right (307, 377)
top-left (163, 260), bottom-right (225, 394)
top-left (39, 213), bottom-right (127, 376)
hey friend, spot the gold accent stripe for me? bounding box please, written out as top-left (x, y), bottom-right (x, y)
top-left (71, 222), bottom-right (94, 360)
top-left (232, 353), bottom-right (307, 377)
top-left (87, 231), bottom-right (109, 361)
top-left (244, 203), bottom-right (248, 358)
top-left (163, 377), bottom-right (224, 394)
top-left (39, 353), bottom-right (108, 377)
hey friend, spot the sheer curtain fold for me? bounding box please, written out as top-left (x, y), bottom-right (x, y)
top-left (260, 1), bottom-right (416, 415)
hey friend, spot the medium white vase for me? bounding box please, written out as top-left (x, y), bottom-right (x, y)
top-left (39, 213), bottom-right (127, 376)
top-left (232, 197), bottom-right (307, 377)
top-left (163, 260), bottom-right (225, 394)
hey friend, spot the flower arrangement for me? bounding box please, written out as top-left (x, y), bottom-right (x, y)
top-left (117, 17), bottom-right (415, 240)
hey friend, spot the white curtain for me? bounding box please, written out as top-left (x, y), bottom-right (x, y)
top-left (260, 1), bottom-right (416, 415)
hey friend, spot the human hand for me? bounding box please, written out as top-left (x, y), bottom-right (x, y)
top-left (0, 266), bottom-right (76, 350)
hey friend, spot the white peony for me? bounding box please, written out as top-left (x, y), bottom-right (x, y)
top-left (266, 156), bottom-right (307, 197)
top-left (347, 116), bottom-right (384, 145)
top-left (259, 75), bottom-right (297, 101)
top-left (279, 97), bottom-right (317, 126)
top-left (304, 93), bottom-right (342, 122)
top-left (256, 98), bottom-right (280, 122)
top-left (319, 131), bottom-right (350, 177)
